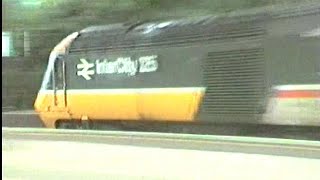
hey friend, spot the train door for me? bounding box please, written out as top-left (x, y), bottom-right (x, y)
top-left (52, 55), bottom-right (67, 110)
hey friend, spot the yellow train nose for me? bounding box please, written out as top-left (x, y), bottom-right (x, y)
top-left (34, 91), bottom-right (51, 113)
top-left (34, 94), bottom-right (43, 113)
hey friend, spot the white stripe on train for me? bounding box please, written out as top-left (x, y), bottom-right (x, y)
top-left (37, 84), bottom-right (320, 95)
top-left (274, 84), bottom-right (320, 91)
top-left (38, 87), bottom-right (207, 95)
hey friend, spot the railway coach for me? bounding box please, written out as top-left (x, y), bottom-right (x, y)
top-left (34, 3), bottom-right (320, 129)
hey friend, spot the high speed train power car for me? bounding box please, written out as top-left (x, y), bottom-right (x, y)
top-left (34, 3), bottom-right (320, 129)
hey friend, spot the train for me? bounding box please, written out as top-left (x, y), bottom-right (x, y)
top-left (34, 3), bottom-right (320, 129)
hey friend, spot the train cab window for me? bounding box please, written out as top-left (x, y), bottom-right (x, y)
top-left (42, 65), bottom-right (54, 90)
top-left (40, 54), bottom-right (65, 90)
top-left (53, 55), bottom-right (65, 90)
top-left (44, 73), bottom-right (53, 90)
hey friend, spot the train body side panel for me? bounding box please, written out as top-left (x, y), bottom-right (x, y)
top-left (66, 91), bottom-right (139, 120)
top-left (65, 89), bottom-right (204, 121)
top-left (138, 88), bottom-right (204, 121)
top-left (65, 46), bottom-right (205, 121)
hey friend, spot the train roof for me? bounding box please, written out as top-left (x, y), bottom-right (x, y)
top-left (79, 2), bottom-right (320, 33)
top-left (69, 2), bottom-right (320, 52)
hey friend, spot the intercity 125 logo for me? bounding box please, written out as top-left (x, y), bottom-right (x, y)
top-left (76, 55), bottom-right (158, 80)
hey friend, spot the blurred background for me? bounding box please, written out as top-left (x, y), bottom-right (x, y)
top-left (2, 0), bottom-right (319, 111)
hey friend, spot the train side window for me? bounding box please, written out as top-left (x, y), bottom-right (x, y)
top-left (53, 55), bottom-right (65, 90)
